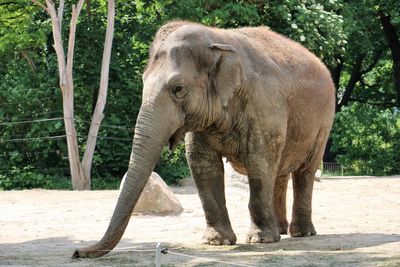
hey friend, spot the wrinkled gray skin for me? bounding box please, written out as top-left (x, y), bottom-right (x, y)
top-left (73, 21), bottom-right (335, 258)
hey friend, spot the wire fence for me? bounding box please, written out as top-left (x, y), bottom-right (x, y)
top-left (0, 167), bottom-right (70, 174)
top-left (1, 134), bottom-right (68, 143)
top-left (0, 97), bottom-right (60, 108)
top-left (1, 116), bottom-right (361, 180)
top-left (0, 116), bottom-right (133, 144)
top-left (322, 162), bottom-right (345, 176)
top-left (81, 120), bottom-right (133, 131)
top-left (0, 116), bottom-right (133, 183)
top-left (0, 117), bottom-right (63, 126)
top-left (0, 244), bottom-right (258, 266)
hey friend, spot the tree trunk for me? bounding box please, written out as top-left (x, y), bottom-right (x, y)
top-left (62, 88), bottom-right (89, 190)
top-left (32, 0), bottom-right (117, 189)
top-left (330, 57), bottom-right (343, 91)
top-left (323, 137), bottom-right (337, 163)
top-left (337, 54), bottom-right (365, 112)
top-left (40, 0), bottom-right (89, 190)
top-left (20, 50), bottom-right (37, 73)
top-left (329, 58), bottom-right (343, 111)
top-left (81, 0), bottom-right (115, 182)
top-left (379, 11), bottom-right (400, 107)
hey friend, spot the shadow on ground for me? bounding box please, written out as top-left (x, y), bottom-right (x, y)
top-left (0, 237), bottom-right (159, 266)
top-left (165, 233), bottom-right (400, 266)
top-left (231, 233), bottom-right (400, 252)
top-left (322, 176), bottom-right (400, 180)
top-left (1, 233), bottom-right (399, 266)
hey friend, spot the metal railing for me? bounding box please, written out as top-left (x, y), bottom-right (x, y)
top-left (322, 162), bottom-right (344, 176)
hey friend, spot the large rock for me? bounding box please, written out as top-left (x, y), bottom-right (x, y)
top-left (119, 172), bottom-right (183, 215)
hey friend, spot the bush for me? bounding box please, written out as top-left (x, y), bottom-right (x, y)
top-left (0, 168), bottom-right (124, 190)
top-left (91, 175), bottom-right (121, 190)
top-left (154, 143), bottom-right (190, 184)
top-left (0, 166), bottom-right (53, 190)
top-left (331, 103), bottom-right (400, 176)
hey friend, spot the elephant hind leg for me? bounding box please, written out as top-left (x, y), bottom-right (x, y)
top-left (290, 131), bottom-right (328, 237)
top-left (273, 174), bottom-right (290, 234)
top-left (289, 167), bottom-right (317, 237)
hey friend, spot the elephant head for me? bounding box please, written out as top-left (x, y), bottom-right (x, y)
top-left (73, 22), bottom-right (245, 258)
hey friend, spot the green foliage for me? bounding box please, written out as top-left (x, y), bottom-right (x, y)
top-left (1, 0), bottom-right (400, 190)
top-left (354, 60), bottom-right (397, 106)
top-left (0, 169), bottom-right (122, 190)
top-left (200, 1), bottom-right (261, 27)
top-left (155, 143), bottom-right (190, 184)
top-left (0, 166), bottom-right (53, 190)
top-left (0, 2), bottom-right (49, 56)
top-left (261, 0), bottom-right (346, 66)
top-left (91, 174), bottom-right (121, 190)
top-left (331, 103), bottom-right (400, 176)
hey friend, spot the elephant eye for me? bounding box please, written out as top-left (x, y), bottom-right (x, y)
top-left (174, 86), bottom-right (183, 93)
top-left (172, 85), bottom-right (186, 98)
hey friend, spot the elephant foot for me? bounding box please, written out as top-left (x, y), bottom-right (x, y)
top-left (289, 221), bottom-right (316, 237)
top-left (203, 226), bottom-right (237, 245)
top-left (278, 221), bottom-right (289, 235)
top-left (246, 224), bottom-right (281, 243)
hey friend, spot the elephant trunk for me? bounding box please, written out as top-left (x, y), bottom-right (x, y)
top-left (73, 104), bottom-right (173, 258)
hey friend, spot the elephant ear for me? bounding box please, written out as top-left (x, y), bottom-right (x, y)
top-left (210, 44), bottom-right (243, 107)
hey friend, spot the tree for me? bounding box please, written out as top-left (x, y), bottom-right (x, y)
top-left (31, 0), bottom-right (115, 190)
top-left (333, 1), bottom-right (396, 111)
top-left (1, 0), bottom-right (399, 186)
top-left (331, 103), bottom-right (400, 175)
top-left (378, 8), bottom-right (400, 107)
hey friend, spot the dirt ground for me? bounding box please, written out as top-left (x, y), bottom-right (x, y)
top-left (1, 176), bottom-right (399, 267)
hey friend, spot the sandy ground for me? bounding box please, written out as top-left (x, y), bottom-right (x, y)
top-left (0, 176), bottom-right (399, 267)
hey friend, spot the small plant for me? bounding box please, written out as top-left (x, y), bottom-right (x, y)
top-left (0, 166), bottom-right (53, 190)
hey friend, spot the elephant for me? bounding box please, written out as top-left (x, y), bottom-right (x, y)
top-left (73, 21), bottom-right (335, 258)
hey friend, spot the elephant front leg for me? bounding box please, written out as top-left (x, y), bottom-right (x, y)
top-left (246, 133), bottom-right (285, 244)
top-left (185, 134), bottom-right (236, 245)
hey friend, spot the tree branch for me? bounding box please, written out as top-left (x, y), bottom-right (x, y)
top-left (45, 0), bottom-right (66, 88)
top-left (330, 56), bottom-right (343, 90)
top-left (65, 0), bottom-right (85, 90)
top-left (31, 0), bottom-right (48, 13)
top-left (5, 13), bottom-right (25, 20)
top-left (337, 54), bottom-right (365, 112)
top-left (82, 0), bottom-right (115, 179)
top-left (378, 10), bottom-right (400, 107)
top-left (32, 0), bottom-right (88, 189)
top-left (85, 0), bottom-right (92, 19)
top-left (329, 56), bottom-right (343, 109)
top-left (360, 49), bottom-right (384, 75)
top-left (20, 50), bottom-right (37, 74)
top-left (58, 0), bottom-right (64, 30)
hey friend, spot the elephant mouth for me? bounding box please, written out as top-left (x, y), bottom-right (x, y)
top-left (168, 126), bottom-right (186, 151)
